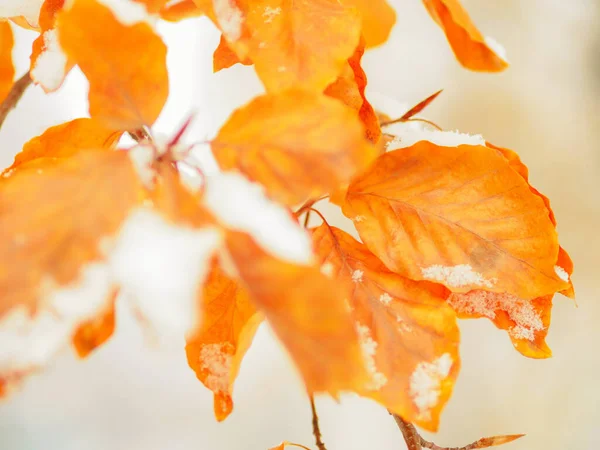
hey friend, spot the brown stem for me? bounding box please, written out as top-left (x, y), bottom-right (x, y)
top-left (0, 73), bottom-right (34, 132)
top-left (390, 412), bottom-right (524, 450)
top-left (380, 117), bottom-right (443, 131)
top-left (309, 396), bottom-right (327, 450)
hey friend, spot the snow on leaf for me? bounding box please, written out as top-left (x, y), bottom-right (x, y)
top-left (57, 0), bottom-right (168, 129)
top-left (409, 353), bottom-right (454, 422)
top-left (0, 22), bottom-right (14, 103)
top-left (312, 224), bottom-right (460, 431)
top-left (30, 29), bottom-right (68, 92)
top-left (422, 0), bottom-right (509, 72)
top-left (448, 291), bottom-right (553, 358)
top-left (203, 172), bottom-right (312, 264)
top-left (343, 141), bottom-right (568, 300)
top-left (186, 261), bottom-right (262, 421)
top-left (211, 89), bottom-right (377, 206)
top-left (107, 208), bottom-right (221, 338)
top-left (213, 0), bottom-right (361, 92)
top-left (421, 264), bottom-right (496, 289)
top-left (225, 232), bottom-right (369, 396)
top-left (3, 118), bottom-right (122, 174)
top-left (385, 121), bottom-right (485, 150)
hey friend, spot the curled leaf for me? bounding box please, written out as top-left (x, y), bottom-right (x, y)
top-left (72, 291), bottom-right (117, 358)
top-left (423, 0), bottom-right (508, 72)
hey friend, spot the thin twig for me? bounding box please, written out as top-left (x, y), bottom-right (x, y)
top-left (0, 73), bottom-right (34, 132)
top-left (309, 395), bottom-right (327, 450)
top-left (303, 209), bottom-right (312, 227)
top-left (390, 412), bottom-right (524, 450)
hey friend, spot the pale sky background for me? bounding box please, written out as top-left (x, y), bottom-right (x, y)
top-left (0, 1), bottom-right (599, 449)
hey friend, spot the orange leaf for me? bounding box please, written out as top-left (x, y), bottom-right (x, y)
top-left (215, 0), bottom-right (361, 92)
top-left (29, 0), bottom-right (72, 92)
top-left (186, 260), bottom-right (262, 421)
top-left (72, 290), bottom-right (117, 358)
top-left (0, 21), bottom-right (14, 102)
top-left (213, 34), bottom-right (251, 72)
top-left (312, 224), bottom-right (460, 431)
top-left (487, 142), bottom-right (574, 298)
top-left (343, 142), bottom-right (568, 300)
top-left (345, 0), bottom-right (396, 48)
top-left (325, 38), bottom-right (380, 143)
top-left (0, 149), bottom-right (144, 385)
top-left (226, 231), bottom-right (368, 395)
top-left (268, 442), bottom-right (312, 450)
top-left (57, 0), bottom-right (169, 129)
top-left (422, 0), bottom-right (508, 72)
top-left (212, 89), bottom-right (377, 206)
top-left (160, 0), bottom-right (203, 21)
top-left (449, 291), bottom-right (553, 359)
top-left (3, 118), bottom-right (122, 174)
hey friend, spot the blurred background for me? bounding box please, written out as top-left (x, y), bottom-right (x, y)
top-left (0, 0), bottom-right (599, 449)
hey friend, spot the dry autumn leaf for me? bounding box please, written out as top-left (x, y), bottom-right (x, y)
top-left (226, 231), bottom-right (369, 395)
top-left (312, 224), bottom-right (460, 431)
top-left (29, 0), bottom-right (72, 92)
top-left (343, 141), bottom-right (568, 300)
top-left (213, 34), bottom-right (252, 72)
top-left (3, 118), bottom-right (122, 174)
top-left (72, 291), bottom-right (117, 358)
top-left (422, 0), bottom-right (509, 72)
top-left (213, 0), bottom-right (361, 92)
top-left (325, 38), bottom-right (380, 143)
top-left (0, 149), bottom-right (144, 384)
top-left (186, 260), bottom-right (262, 421)
top-left (212, 89), bottom-right (377, 206)
top-left (57, 0), bottom-right (169, 129)
top-left (159, 0), bottom-right (203, 21)
top-left (0, 21), bottom-right (14, 102)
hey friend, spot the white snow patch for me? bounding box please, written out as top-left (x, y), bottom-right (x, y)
top-left (320, 262), bottom-right (334, 278)
top-left (0, 0), bottom-right (44, 27)
top-left (421, 264), bottom-right (496, 289)
top-left (214, 0), bottom-right (244, 42)
top-left (409, 353), bottom-right (453, 420)
top-left (448, 290), bottom-right (544, 342)
top-left (554, 265), bottom-right (569, 283)
top-left (352, 215), bottom-right (366, 223)
top-left (203, 172), bottom-right (313, 265)
top-left (379, 293), bottom-right (392, 305)
top-left (352, 269), bottom-right (364, 283)
top-left (356, 323), bottom-right (387, 390)
top-left (128, 144), bottom-right (156, 187)
top-left (30, 30), bottom-right (68, 92)
top-left (0, 264), bottom-right (112, 376)
top-left (108, 208), bottom-right (221, 338)
top-left (484, 36), bottom-right (509, 63)
top-left (386, 122), bottom-right (485, 150)
top-left (199, 342), bottom-right (234, 393)
top-left (262, 6), bottom-right (281, 23)
top-left (96, 0), bottom-right (154, 26)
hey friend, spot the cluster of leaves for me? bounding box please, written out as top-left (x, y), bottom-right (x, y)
top-left (0, 0), bottom-right (574, 445)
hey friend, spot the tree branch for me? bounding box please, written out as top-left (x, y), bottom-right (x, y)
top-left (390, 412), bottom-right (524, 450)
top-left (309, 396), bottom-right (327, 450)
top-left (0, 73), bottom-right (34, 132)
